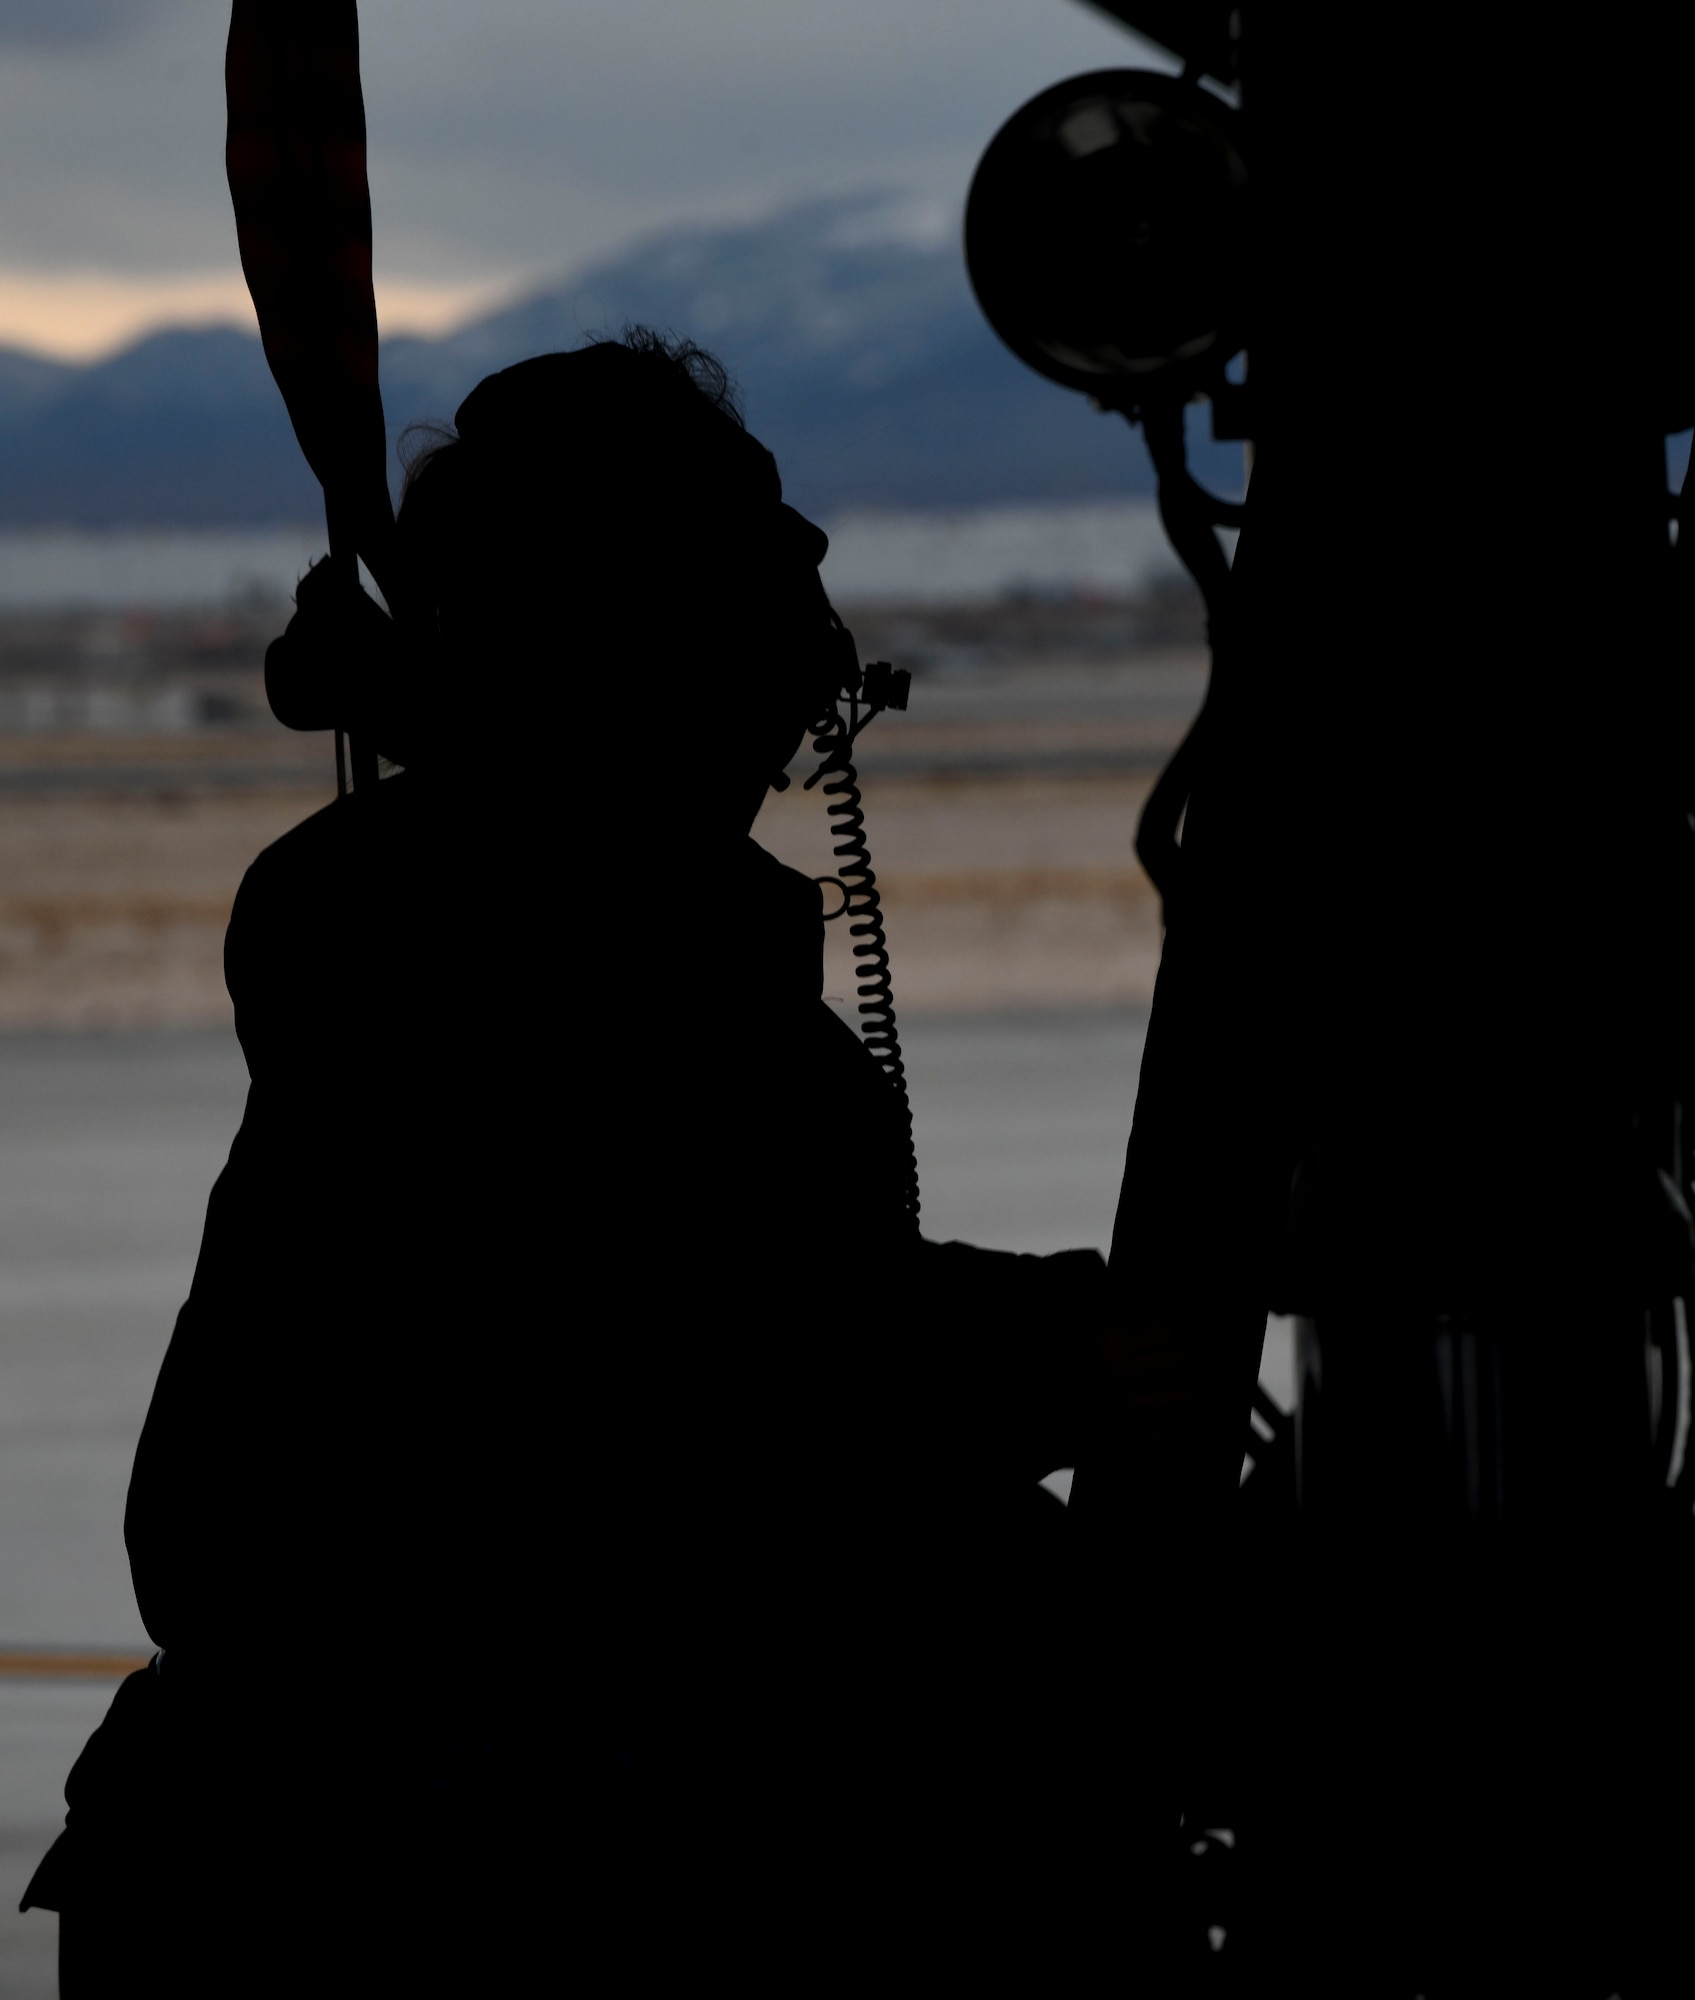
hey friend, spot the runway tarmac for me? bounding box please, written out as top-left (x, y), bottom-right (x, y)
top-left (0, 1014), bottom-right (1292, 1991)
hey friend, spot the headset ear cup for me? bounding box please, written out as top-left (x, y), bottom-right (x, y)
top-left (265, 554), bottom-right (408, 738)
top-left (264, 623), bottom-right (342, 733)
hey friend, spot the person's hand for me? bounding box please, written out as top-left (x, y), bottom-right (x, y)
top-left (1082, 1309), bottom-right (1261, 1522)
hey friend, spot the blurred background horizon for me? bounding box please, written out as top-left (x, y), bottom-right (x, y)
top-left (0, 0), bottom-right (1223, 553)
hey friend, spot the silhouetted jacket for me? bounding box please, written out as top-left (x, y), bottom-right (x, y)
top-left (115, 772), bottom-right (1099, 1829)
top-left (127, 773), bottom-right (553, 1705)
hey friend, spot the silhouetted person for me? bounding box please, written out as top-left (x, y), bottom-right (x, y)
top-left (28, 332), bottom-right (1108, 1992)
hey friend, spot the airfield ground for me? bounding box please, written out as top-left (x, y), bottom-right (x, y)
top-left (0, 611), bottom-right (1203, 1028)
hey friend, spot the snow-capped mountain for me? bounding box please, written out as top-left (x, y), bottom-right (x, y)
top-left (0, 194), bottom-right (1244, 527)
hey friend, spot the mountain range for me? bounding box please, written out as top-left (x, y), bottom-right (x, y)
top-left (0, 195), bottom-right (1245, 528)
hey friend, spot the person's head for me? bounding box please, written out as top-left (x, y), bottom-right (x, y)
top-left (396, 328), bottom-right (840, 823)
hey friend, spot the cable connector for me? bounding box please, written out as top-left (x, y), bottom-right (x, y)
top-left (862, 660), bottom-right (911, 712)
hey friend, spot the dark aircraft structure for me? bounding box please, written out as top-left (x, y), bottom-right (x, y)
top-left (22, 0), bottom-right (1695, 1990)
top-left (964, 2), bottom-right (1695, 1989)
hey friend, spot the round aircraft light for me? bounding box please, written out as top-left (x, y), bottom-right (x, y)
top-left (965, 69), bottom-right (1249, 405)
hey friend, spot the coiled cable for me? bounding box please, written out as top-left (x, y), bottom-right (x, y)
top-left (806, 679), bottom-right (921, 1236)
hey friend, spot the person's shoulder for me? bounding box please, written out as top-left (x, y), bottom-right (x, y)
top-left (229, 792), bottom-right (359, 942)
top-left (245, 790), bottom-right (348, 880)
top-left (222, 797), bottom-right (344, 1038)
top-left (225, 777), bottom-right (433, 1016)
top-left (234, 772), bottom-right (432, 916)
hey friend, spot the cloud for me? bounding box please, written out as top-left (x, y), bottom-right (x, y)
top-left (0, 0), bottom-right (1169, 296)
top-left (0, 0), bottom-right (173, 48)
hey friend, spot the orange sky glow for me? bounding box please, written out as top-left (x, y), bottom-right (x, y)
top-left (0, 269), bottom-right (524, 363)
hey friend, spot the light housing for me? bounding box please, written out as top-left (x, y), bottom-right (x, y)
top-left (965, 69), bottom-right (1249, 408)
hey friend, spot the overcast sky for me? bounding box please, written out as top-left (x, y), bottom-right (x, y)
top-left (0, 0), bottom-right (1164, 357)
